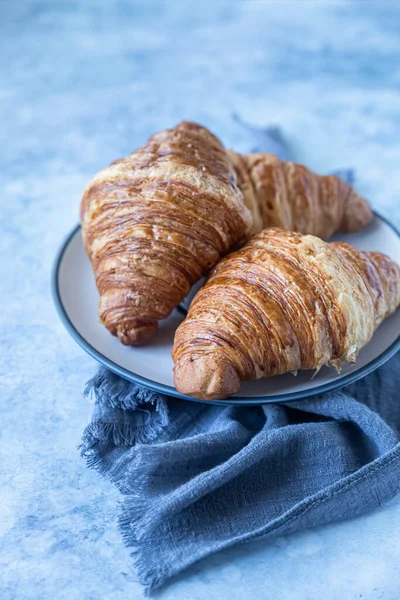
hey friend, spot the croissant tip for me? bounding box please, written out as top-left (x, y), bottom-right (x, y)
top-left (174, 357), bottom-right (240, 401)
top-left (115, 321), bottom-right (158, 346)
top-left (342, 191), bottom-right (373, 232)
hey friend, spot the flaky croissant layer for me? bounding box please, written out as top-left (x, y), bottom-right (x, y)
top-left (81, 121), bottom-right (372, 345)
top-left (172, 228), bottom-right (400, 400)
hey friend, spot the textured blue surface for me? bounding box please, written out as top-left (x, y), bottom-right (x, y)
top-left (2, 1), bottom-right (400, 599)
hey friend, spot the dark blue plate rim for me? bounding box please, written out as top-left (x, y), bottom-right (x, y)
top-left (51, 211), bottom-right (400, 406)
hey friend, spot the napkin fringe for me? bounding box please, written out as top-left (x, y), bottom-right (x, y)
top-left (83, 367), bottom-right (169, 412)
top-left (81, 422), bottom-right (166, 594)
top-left (80, 367), bottom-right (169, 456)
top-left (81, 419), bottom-right (159, 454)
top-left (120, 495), bottom-right (168, 595)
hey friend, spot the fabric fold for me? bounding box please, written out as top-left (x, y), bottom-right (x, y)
top-left (81, 355), bottom-right (400, 594)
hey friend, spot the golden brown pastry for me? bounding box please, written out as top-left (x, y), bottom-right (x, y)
top-left (81, 121), bottom-right (372, 346)
top-left (173, 228), bottom-right (400, 400)
top-left (228, 151), bottom-right (372, 239)
top-left (80, 122), bottom-right (252, 345)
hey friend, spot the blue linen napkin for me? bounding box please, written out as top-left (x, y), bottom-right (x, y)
top-left (80, 120), bottom-right (400, 594)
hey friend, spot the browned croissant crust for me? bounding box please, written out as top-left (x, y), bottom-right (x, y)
top-left (173, 228), bottom-right (400, 400)
top-left (81, 121), bottom-right (372, 345)
top-left (228, 151), bottom-right (372, 239)
top-left (80, 122), bottom-right (252, 345)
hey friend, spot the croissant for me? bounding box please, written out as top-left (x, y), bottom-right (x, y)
top-left (81, 122), bottom-right (251, 345)
top-left (172, 228), bottom-right (400, 400)
top-left (81, 121), bottom-right (372, 345)
top-left (228, 151), bottom-right (372, 239)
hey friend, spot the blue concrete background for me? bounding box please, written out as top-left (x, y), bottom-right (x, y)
top-left (1, 1), bottom-right (400, 598)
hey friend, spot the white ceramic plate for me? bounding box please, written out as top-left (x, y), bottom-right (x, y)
top-left (52, 213), bottom-right (400, 405)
